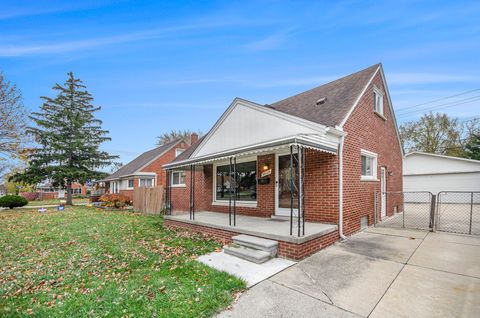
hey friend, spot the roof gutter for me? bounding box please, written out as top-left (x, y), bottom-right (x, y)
top-left (164, 134), bottom-right (339, 169)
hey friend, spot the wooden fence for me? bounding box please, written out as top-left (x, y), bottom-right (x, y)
top-left (133, 186), bottom-right (164, 214)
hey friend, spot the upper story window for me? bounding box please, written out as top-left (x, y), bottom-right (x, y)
top-left (373, 86), bottom-right (384, 117)
top-left (175, 148), bottom-right (185, 157)
top-left (128, 179), bottom-right (134, 188)
top-left (360, 149), bottom-right (378, 181)
top-left (139, 178), bottom-right (154, 188)
top-left (171, 171), bottom-right (186, 187)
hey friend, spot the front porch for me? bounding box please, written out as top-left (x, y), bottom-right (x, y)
top-left (164, 211), bottom-right (339, 260)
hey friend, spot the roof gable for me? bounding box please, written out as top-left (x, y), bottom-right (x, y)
top-left (106, 139), bottom-right (181, 180)
top-left (270, 64), bottom-right (380, 127)
top-left (404, 152), bottom-right (480, 175)
top-left (191, 98), bottom-right (328, 158)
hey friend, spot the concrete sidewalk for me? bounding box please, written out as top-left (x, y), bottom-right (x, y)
top-left (218, 228), bottom-right (480, 317)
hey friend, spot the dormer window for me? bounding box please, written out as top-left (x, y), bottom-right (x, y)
top-left (175, 148), bottom-right (185, 157)
top-left (373, 86), bottom-right (384, 117)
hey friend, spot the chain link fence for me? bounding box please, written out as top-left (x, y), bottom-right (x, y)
top-left (374, 191), bottom-right (480, 235)
top-left (374, 191), bottom-right (434, 231)
top-left (437, 192), bottom-right (480, 235)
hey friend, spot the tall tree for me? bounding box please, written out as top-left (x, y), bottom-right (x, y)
top-left (465, 133), bottom-right (480, 160)
top-left (0, 71), bottom-right (27, 170)
top-left (156, 129), bottom-right (201, 145)
top-left (11, 72), bottom-right (117, 205)
top-left (400, 112), bottom-right (464, 156)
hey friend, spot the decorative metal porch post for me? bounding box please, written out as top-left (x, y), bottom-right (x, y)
top-left (290, 145), bottom-right (294, 236)
top-left (165, 169), bottom-right (172, 215)
top-left (189, 164), bottom-right (196, 220)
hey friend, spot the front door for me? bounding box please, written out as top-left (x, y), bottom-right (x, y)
top-left (380, 167), bottom-right (387, 218)
top-left (276, 153), bottom-right (299, 216)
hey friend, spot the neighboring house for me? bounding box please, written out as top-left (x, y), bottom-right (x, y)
top-left (36, 182), bottom-right (89, 200)
top-left (103, 134), bottom-right (198, 200)
top-left (163, 64), bottom-right (403, 260)
top-left (404, 152), bottom-right (480, 194)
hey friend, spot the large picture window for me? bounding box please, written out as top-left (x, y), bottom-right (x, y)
top-left (216, 161), bottom-right (256, 202)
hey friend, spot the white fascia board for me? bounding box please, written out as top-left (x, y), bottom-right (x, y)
top-left (405, 151), bottom-right (480, 164)
top-left (191, 97), bottom-right (328, 159)
top-left (338, 65), bottom-right (380, 128)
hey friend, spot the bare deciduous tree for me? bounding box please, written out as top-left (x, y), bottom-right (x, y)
top-left (156, 129), bottom-right (201, 145)
top-left (400, 112), bottom-right (479, 157)
top-left (0, 72), bottom-right (27, 166)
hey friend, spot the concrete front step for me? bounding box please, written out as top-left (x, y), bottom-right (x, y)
top-left (224, 244), bottom-right (273, 264)
top-left (233, 234), bottom-right (278, 257)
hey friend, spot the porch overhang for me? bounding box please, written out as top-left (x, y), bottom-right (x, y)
top-left (163, 133), bottom-right (339, 169)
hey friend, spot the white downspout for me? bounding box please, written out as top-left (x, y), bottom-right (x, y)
top-left (338, 134), bottom-right (347, 240)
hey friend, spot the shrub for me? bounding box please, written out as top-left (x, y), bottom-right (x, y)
top-left (20, 192), bottom-right (39, 201)
top-left (99, 193), bottom-right (132, 209)
top-left (0, 195), bottom-right (28, 209)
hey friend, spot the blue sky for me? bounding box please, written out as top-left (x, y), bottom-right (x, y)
top-left (1, 0), bottom-right (480, 165)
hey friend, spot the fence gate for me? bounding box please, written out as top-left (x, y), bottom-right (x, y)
top-left (436, 192), bottom-right (480, 235)
top-left (374, 191), bottom-right (435, 231)
top-left (133, 186), bottom-right (164, 214)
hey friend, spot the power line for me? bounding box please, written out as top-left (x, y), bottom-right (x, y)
top-left (397, 95), bottom-right (480, 117)
top-left (395, 88), bottom-right (480, 112)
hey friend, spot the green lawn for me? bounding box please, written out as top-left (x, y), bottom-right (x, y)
top-left (27, 198), bottom-right (90, 206)
top-left (0, 207), bottom-right (244, 317)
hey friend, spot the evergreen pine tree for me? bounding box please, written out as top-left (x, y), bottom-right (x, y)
top-left (12, 72), bottom-right (118, 205)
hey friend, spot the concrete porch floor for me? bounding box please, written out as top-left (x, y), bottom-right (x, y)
top-left (165, 211), bottom-right (338, 244)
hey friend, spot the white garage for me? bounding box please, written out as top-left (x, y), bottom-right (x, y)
top-left (403, 152), bottom-right (480, 194)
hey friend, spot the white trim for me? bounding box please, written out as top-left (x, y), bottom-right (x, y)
top-left (380, 167), bottom-right (387, 217)
top-left (360, 149), bottom-right (378, 181)
top-left (171, 170), bottom-right (186, 187)
top-left (191, 98), bottom-right (328, 158)
top-left (212, 157), bottom-right (258, 205)
top-left (275, 151), bottom-right (299, 216)
top-left (211, 201), bottom-right (258, 208)
top-left (405, 151), bottom-right (480, 164)
top-left (339, 65), bottom-right (380, 127)
top-left (138, 177), bottom-right (155, 188)
top-left (175, 148), bottom-right (185, 157)
top-left (165, 133), bottom-right (339, 168)
top-left (373, 85), bottom-right (385, 117)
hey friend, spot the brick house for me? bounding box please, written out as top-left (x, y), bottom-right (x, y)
top-left (35, 182), bottom-right (89, 200)
top-left (103, 135), bottom-right (198, 200)
top-left (163, 64), bottom-right (403, 260)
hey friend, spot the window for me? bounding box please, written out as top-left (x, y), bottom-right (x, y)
top-left (171, 171), bottom-right (186, 187)
top-left (128, 179), bottom-right (134, 188)
top-left (215, 161), bottom-right (256, 202)
top-left (139, 178), bottom-right (154, 187)
top-left (175, 148), bottom-right (185, 157)
top-left (373, 87), bottom-right (384, 116)
top-left (111, 181), bottom-right (119, 193)
top-left (361, 150), bottom-right (378, 181)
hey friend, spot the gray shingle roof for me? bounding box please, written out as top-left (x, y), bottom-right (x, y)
top-left (105, 139), bottom-right (181, 180)
top-left (168, 64), bottom-right (381, 164)
top-left (270, 64), bottom-right (380, 127)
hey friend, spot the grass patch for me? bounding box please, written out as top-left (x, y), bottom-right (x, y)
top-left (27, 198), bottom-right (89, 206)
top-left (0, 207), bottom-right (245, 317)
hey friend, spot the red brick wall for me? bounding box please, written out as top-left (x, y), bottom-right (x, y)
top-left (342, 71), bottom-right (403, 235)
top-left (171, 154), bottom-right (276, 217)
top-left (141, 141), bottom-right (189, 188)
top-left (304, 150), bottom-right (339, 223)
top-left (164, 218), bottom-right (338, 260)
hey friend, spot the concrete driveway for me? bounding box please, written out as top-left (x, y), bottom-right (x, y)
top-left (218, 227), bottom-right (480, 318)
